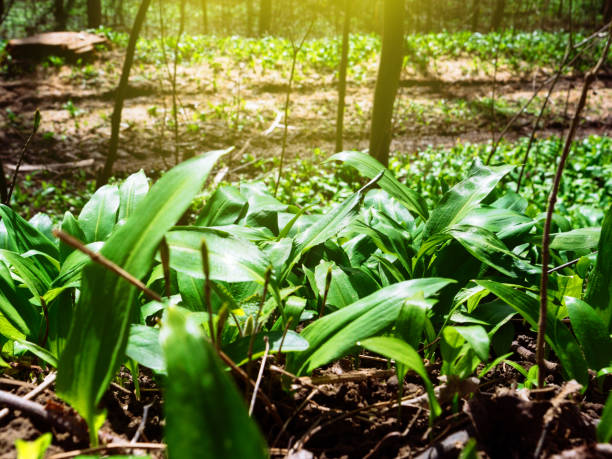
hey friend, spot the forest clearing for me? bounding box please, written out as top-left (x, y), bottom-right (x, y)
top-left (0, 1), bottom-right (611, 458)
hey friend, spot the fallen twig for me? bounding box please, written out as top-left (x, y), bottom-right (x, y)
top-left (248, 336), bottom-right (270, 416)
top-left (47, 442), bottom-right (166, 459)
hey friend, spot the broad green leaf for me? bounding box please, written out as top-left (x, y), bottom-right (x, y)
top-left (565, 297), bottom-right (612, 370)
top-left (396, 295), bottom-right (429, 349)
top-left (16, 340), bottom-right (58, 367)
top-left (223, 330), bottom-right (309, 366)
top-left (0, 249), bottom-right (51, 298)
top-left (459, 207), bottom-right (534, 239)
top-left (359, 336), bottom-right (441, 419)
top-left (52, 242), bottom-right (103, 289)
top-left (78, 184), bottom-right (120, 243)
top-left (476, 280), bottom-right (588, 384)
top-left (166, 228), bottom-right (270, 284)
top-left (118, 170), bottom-right (149, 222)
top-left (0, 262), bottom-right (36, 338)
top-left (584, 205), bottom-right (612, 330)
top-left (126, 325), bottom-right (166, 374)
top-left (15, 432), bottom-right (52, 459)
top-left (451, 325), bottom-right (490, 361)
top-left (598, 392), bottom-right (612, 443)
top-left (161, 307), bottom-right (267, 459)
top-left (449, 225), bottom-right (517, 277)
top-left (59, 211), bottom-right (86, 263)
top-left (288, 278), bottom-right (453, 375)
top-left (28, 213), bottom-right (54, 243)
top-left (57, 150), bottom-right (226, 439)
top-left (329, 151), bottom-right (428, 220)
top-left (424, 163), bottom-right (513, 239)
top-left (550, 227), bottom-right (600, 251)
top-left (196, 185), bottom-right (247, 226)
top-left (314, 261), bottom-right (359, 309)
top-left (0, 205), bottom-right (58, 260)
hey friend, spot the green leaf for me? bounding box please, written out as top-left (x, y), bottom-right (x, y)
top-left (329, 151), bottom-right (428, 220)
top-left (459, 207), bottom-right (534, 239)
top-left (476, 280), bottom-right (588, 384)
top-left (126, 325), bottom-right (166, 374)
top-left (550, 227), bottom-right (601, 251)
top-left (59, 211), bottom-right (86, 263)
top-left (0, 249), bottom-right (51, 298)
top-left (166, 228), bottom-right (271, 284)
top-left (584, 205), bottom-right (612, 330)
top-left (15, 432), bottom-right (51, 459)
top-left (424, 163), bottom-right (513, 239)
top-left (451, 325), bottom-right (490, 361)
top-left (196, 185), bottom-right (247, 226)
top-left (118, 170), bottom-right (149, 222)
top-left (16, 340), bottom-right (58, 367)
top-left (78, 184), bottom-right (120, 242)
top-left (565, 297), bottom-right (612, 370)
top-left (449, 225), bottom-right (517, 277)
top-left (161, 307), bottom-right (267, 459)
top-left (288, 278), bottom-right (454, 375)
top-left (0, 261), bottom-right (36, 338)
top-left (0, 205), bottom-right (58, 260)
top-left (314, 261), bottom-right (359, 309)
top-left (598, 392), bottom-right (612, 443)
top-left (359, 336), bottom-right (441, 420)
top-left (396, 295), bottom-right (428, 349)
top-left (57, 150), bottom-right (226, 439)
top-left (223, 330), bottom-right (309, 366)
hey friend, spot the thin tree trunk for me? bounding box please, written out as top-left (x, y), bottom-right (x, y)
top-left (201, 0), bottom-right (208, 34)
top-left (335, 0), bottom-right (351, 153)
top-left (368, 0), bottom-right (404, 166)
top-left (259, 0), bottom-right (271, 35)
top-left (54, 0), bottom-right (67, 30)
top-left (491, 0), bottom-right (506, 30)
top-left (87, 0), bottom-right (102, 28)
top-left (471, 0), bottom-right (480, 31)
top-left (246, 0), bottom-right (254, 36)
top-left (99, 0), bottom-right (152, 185)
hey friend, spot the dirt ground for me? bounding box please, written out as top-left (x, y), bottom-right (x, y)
top-left (0, 46), bottom-right (610, 188)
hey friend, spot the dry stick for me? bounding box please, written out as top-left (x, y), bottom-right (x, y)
top-left (548, 253), bottom-right (594, 273)
top-left (0, 372), bottom-right (56, 421)
top-left (130, 402), bottom-right (153, 444)
top-left (536, 28), bottom-right (612, 389)
top-left (248, 336), bottom-right (269, 416)
top-left (246, 268), bottom-right (271, 382)
top-left (47, 443), bottom-right (166, 459)
top-left (273, 20), bottom-right (314, 197)
top-left (0, 389), bottom-right (50, 421)
top-left (53, 229), bottom-right (162, 303)
top-left (6, 110), bottom-right (40, 204)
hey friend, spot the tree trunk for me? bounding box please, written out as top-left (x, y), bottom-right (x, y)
top-left (54, 0), bottom-right (67, 30)
top-left (368, 0), bottom-right (404, 166)
top-left (246, 0), bottom-right (254, 36)
top-left (87, 0), bottom-right (102, 28)
top-left (604, 0), bottom-right (612, 25)
top-left (201, 0), bottom-right (208, 34)
top-left (491, 0), bottom-right (506, 30)
top-left (99, 0), bottom-right (152, 185)
top-left (335, 0), bottom-right (351, 153)
top-left (259, 0), bottom-right (271, 35)
top-left (471, 0), bottom-right (480, 31)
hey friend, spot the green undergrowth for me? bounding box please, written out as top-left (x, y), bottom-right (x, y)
top-left (0, 135), bottom-right (610, 455)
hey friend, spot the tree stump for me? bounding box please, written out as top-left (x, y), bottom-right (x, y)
top-left (6, 32), bottom-right (108, 63)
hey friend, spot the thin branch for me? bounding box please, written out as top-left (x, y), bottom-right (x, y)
top-left (536, 27), bottom-right (612, 389)
top-left (248, 336), bottom-right (269, 416)
top-left (52, 230), bottom-right (162, 302)
top-left (0, 372), bottom-right (56, 421)
top-left (6, 110), bottom-right (40, 205)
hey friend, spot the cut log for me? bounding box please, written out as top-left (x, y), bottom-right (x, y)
top-left (7, 32), bottom-right (108, 63)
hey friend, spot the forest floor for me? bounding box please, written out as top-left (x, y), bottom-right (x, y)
top-left (0, 43), bottom-right (611, 216)
top-left (0, 43), bottom-right (611, 458)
